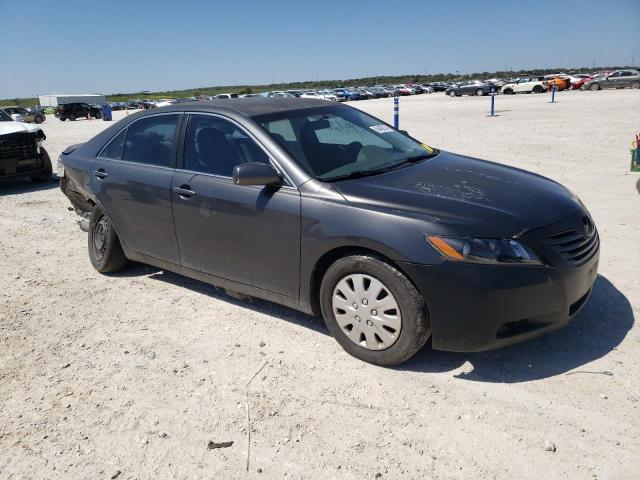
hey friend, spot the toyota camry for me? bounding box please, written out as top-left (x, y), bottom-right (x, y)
top-left (58, 98), bottom-right (599, 365)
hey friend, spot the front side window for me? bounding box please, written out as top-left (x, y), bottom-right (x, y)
top-left (123, 114), bottom-right (179, 167)
top-left (255, 105), bottom-right (437, 181)
top-left (183, 114), bottom-right (269, 177)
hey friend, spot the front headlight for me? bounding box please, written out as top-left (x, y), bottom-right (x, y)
top-left (426, 235), bottom-right (542, 265)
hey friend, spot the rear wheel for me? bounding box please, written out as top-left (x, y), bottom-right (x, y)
top-left (320, 255), bottom-right (430, 366)
top-left (88, 207), bottom-right (128, 273)
top-left (94, 110), bottom-right (103, 119)
top-left (631, 81), bottom-right (640, 89)
top-left (34, 115), bottom-right (44, 124)
top-left (68, 113), bottom-right (76, 121)
top-left (590, 83), bottom-right (600, 91)
top-left (532, 85), bottom-right (544, 94)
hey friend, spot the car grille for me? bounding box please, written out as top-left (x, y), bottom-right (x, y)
top-left (0, 131), bottom-right (41, 175)
top-left (543, 227), bottom-right (599, 265)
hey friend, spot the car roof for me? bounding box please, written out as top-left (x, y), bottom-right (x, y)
top-left (137, 97), bottom-right (332, 118)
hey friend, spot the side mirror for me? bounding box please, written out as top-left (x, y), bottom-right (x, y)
top-left (233, 162), bottom-right (282, 187)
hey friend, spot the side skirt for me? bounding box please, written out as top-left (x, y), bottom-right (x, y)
top-left (124, 249), bottom-right (315, 316)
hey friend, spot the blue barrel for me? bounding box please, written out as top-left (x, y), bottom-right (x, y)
top-left (102, 103), bottom-right (113, 121)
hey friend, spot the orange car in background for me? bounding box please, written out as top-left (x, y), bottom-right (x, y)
top-left (544, 75), bottom-right (571, 90)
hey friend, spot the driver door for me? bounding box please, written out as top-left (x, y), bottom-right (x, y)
top-left (171, 113), bottom-right (301, 299)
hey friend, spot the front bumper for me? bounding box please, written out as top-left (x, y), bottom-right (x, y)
top-left (399, 202), bottom-right (600, 353)
top-left (400, 246), bottom-right (598, 352)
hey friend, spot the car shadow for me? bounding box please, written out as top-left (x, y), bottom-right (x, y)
top-left (0, 178), bottom-right (58, 196)
top-left (109, 267), bottom-right (632, 382)
top-left (114, 264), bottom-right (329, 336)
top-left (399, 275), bottom-right (634, 382)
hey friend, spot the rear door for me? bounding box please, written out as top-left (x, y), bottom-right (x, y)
top-left (92, 113), bottom-right (182, 263)
top-left (171, 113), bottom-right (301, 298)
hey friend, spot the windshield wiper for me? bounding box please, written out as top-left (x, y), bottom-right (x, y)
top-left (322, 152), bottom-right (436, 182)
top-left (405, 153), bottom-right (435, 162)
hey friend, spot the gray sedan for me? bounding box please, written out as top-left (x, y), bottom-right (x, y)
top-left (2, 106), bottom-right (46, 124)
top-left (583, 70), bottom-right (640, 91)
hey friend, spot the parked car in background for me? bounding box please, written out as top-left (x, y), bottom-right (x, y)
top-left (2, 106), bottom-right (46, 124)
top-left (582, 70), bottom-right (640, 91)
top-left (569, 74), bottom-right (592, 90)
top-left (57, 98), bottom-right (599, 366)
top-left (429, 82), bottom-right (451, 92)
top-left (55, 102), bottom-right (103, 121)
top-left (155, 99), bottom-right (176, 107)
top-left (501, 77), bottom-right (548, 95)
top-left (445, 80), bottom-right (493, 97)
top-left (544, 75), bottom-right (571, 91)
top-left (215, 93), bottom-right (239, 99)
top-left (333, 88), bottom-right (361, 101)
top-left (108, 102), bottom-right (127, 111)
top-left (396, 85), bottom-right (414, 96)
top-left (0, 108), bottom-right (51, 181)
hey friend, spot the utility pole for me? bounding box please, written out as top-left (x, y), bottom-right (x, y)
top-left (632, 51), bottom-right (636, 67)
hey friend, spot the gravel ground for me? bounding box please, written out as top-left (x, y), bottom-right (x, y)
top-left (1, 90), bottom-right (638, 480)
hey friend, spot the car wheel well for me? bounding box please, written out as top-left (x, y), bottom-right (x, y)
top-left (309, 246), bottom-right (406, 316)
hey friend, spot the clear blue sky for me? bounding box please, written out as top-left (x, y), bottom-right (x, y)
top-left (1, 0), bottom-right (638, 98)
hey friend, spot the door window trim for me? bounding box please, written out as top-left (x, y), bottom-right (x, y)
top-left (178, 112), bottom-right (295, 188)
top-left (96, 112), bottom-right (183, 169)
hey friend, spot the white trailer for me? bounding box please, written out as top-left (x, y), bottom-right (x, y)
top-left (38, 94), bottom-right (106, 107)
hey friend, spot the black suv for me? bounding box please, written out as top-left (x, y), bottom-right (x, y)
top-left (55, 103), bottom-right (103, 121)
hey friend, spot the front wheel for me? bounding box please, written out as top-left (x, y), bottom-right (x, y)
top-left (502, 88), bottom-right (513, 95)
top-left (88, 207), bottom-right (128, 273)
top-left (476, 89), bottom-right (485, 96)
top-left (68, 113), bottom-right (76, 121)
top-left (448, 90), bottom-right (456, 97)
top-left (30, 147), bottom-right (53, 182)
top-left (34, 115), bottom-right (44, 124)
top-left (320, 255), bottom-right (430, 366)
top-left (590, 83), bottom-right (600, 91)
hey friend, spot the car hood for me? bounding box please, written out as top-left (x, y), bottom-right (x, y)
top-left (0, 121), bottom-right (42, 135)
top-left (333, 151), bottom-right (581, 238)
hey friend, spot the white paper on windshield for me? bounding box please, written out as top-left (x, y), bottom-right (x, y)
top-left (369, 124), bottom-right (394, 134)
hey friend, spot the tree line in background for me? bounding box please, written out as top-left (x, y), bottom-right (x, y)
top-left (1, 65), bottom-right (635, 107)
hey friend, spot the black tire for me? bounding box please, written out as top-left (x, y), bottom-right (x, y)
top-left (88, 207), bottom-right (128, 273)
top-left (69, 113), bottom-right (76, 121)
top-left (319, 255), bottom-right (431, 366)
top-left (631, 81), bottom-right (640, 89)
top-left (503, 88), bottom-right (513, 95)
top-left (532, 85), bottom-right (544, 94)
top-left (34, 115), bottom-right (44, 124)
top-left (94, 110), bottom-right (103, 119)
top-left (30, 147), bottom-right (53, 182)
top-left (476, 89), bottom-right (485, 96)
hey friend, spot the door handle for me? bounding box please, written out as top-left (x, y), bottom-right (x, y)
top-left (173, 185), bottom-right (195, 198)
top-left (93, 169), bottom-right (108, 179)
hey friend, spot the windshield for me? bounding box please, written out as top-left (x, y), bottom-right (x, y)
top-left (0, 109), bottom-right (12, 121)
top-left (254, 105), bottom-right (437, 181)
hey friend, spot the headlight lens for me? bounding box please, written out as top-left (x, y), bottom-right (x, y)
top-left (426, 235), bottom-right (542, 265)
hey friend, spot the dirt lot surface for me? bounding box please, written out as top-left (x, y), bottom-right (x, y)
top-left (1, 90), bottom-right (639, 479)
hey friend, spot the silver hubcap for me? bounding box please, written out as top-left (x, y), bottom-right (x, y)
top-left (332, 274), bottom-right (402, 350)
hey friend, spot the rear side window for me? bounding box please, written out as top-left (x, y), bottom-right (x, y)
top-left (123, 114), bottom-right (179, 167)
top-left (99, 129), bottom-right (126, 160)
